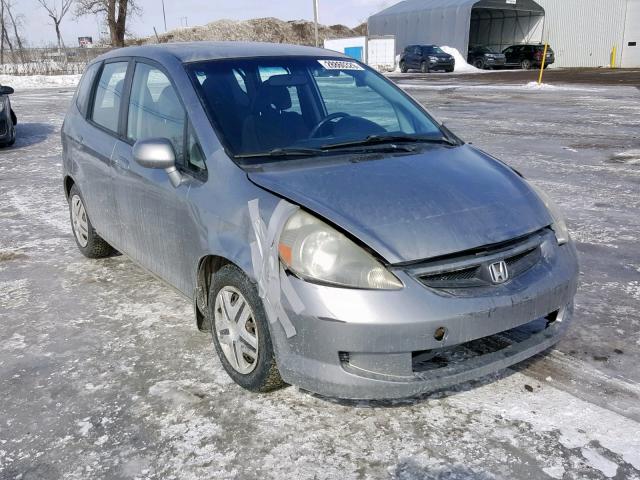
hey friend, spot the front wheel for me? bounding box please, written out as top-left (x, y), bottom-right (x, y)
top-left (209, 264), bottom-right (285, 393)
top-left (473, 59), bottom-right (485, 69)
top-left (521, 59), bottom-right (532, 70)
top-left (420, 61), bottom-right (429, 73)
top-left (399, 61), bottom-right (408, 73)
top-left (0, 124), bottom-right (15, 147)
top-left (68, 184), bottom-right (113, 258)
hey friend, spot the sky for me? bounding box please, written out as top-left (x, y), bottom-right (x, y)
top-left (13, 0), bottom-right (398, 47)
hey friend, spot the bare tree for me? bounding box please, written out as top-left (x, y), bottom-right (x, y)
top-left (75, 0), bottom-right (139, 48)
top-left (37, 0), bottom-right (73, 51)
top-left (3, 0), bottom-right (25, 62)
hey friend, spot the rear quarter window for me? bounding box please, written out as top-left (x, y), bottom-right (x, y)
top-left (75, 63), bottom-right (100, 117)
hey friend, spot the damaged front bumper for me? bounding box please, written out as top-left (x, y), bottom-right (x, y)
top-left (270, 229), bottom-right (579, 400)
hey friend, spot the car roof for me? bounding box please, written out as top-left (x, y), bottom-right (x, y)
top-left (93, 41), bottom-right (347, 65)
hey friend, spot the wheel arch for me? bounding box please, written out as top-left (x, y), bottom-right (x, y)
top-left (194, 254), bottom-right (235, 332)
top-left (63, 175), bottom-right (76, 200)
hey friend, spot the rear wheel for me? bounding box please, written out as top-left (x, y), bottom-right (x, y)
top-left (68, 184), bottom-right (113, 258)
top-left (399, 61), bottom-right (408, 73)
top-left (420, 61), bottom-right (429, 73)
top-left (521, 59), bottom-right (532, 70)
top-left (209, 264), bottom-right (285, 393)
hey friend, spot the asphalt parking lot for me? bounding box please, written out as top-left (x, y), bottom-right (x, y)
top-left (1, 73), bottom-right (639, 479)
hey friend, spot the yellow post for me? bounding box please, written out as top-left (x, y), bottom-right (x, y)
top-left (611, 45), bottom-right (617, 68)
top-left (538, 43), bottom-right (549, 85)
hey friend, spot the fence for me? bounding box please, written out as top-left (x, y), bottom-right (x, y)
top-left (0, 47), bottom-right (112, 75)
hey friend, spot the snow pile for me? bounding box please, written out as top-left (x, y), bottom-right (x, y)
top-left (440, 46), bottom-right (481, 73)
top-left (0, 74), bottom-right (81, 90)
top-left (523, 81), bottom-right (558, 90)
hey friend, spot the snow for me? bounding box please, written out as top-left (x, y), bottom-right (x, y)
top-left (440, 46), bottom-right (481, 73)
top-left (0, 74), bottom-right (81, 90)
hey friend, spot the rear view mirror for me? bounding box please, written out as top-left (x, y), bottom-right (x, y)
top-left (132, 138), bottom-right (183, 187)
top-left (0, 86), bottom-right (14, 95)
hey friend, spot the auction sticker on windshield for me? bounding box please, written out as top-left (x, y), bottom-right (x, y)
top-left (318, 60), bottom-right (364, 71)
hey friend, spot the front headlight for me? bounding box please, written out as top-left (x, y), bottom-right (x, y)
top-left (429, 56), bottom-right (439, 62)
top-left (529, 183), bottom-right (570, 245)
top-left (278, 210), bottom-right (403, 290)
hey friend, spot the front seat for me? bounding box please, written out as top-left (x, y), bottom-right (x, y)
top-left (242, 84), bottom-right (308, 152)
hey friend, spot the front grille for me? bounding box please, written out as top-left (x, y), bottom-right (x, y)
top-left (412, 229), bottom-right (548, 289)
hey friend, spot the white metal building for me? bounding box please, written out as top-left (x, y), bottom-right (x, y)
top-left (368, 0), bottom-right (640, 68)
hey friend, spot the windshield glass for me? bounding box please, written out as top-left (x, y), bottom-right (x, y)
top-left (186, 57), bottom-right (443, 158)
top-left (423, 46), bottom-right (444, 54)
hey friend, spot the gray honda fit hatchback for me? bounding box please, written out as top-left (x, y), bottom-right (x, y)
top-left (61, 42), bottom-right (578, 399)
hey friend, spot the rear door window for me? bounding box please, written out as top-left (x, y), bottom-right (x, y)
top-left (90, 61), bottom-right (128, 133)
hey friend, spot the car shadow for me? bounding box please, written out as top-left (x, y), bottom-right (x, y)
top-left (389, 458), bottom-right (496, 479)
top-left (8, 122), bottom-right (57, 149)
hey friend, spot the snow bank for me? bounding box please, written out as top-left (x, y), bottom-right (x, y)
top-left (523, 81), bottom-right (558, 90)
top-left (440, 46), bottom-right (481, 73)
top-left (0, 74), bottom-right (81, 90)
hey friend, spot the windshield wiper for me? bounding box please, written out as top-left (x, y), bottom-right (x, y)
top-left (235, 147), bottom-right (326, 159)
top-left (320, 134), bottom-right (457, 150)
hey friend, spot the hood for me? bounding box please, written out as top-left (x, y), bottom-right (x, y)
top-left (248, 145), bottom-right (552, 264)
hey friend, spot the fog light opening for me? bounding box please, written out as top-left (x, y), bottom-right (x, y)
top-left (434, 327), bottom-right (447, 342)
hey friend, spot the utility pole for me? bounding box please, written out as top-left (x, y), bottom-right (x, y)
top-left (313, 0), bottom-right (319, 47)
top-left (161, 0), bottom-right (167, 32)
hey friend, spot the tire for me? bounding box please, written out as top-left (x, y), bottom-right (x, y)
top-left (473, 59), bottom-right (485, 69)
top-left (420, 61), bottom-right (429, 73)
top-left (208, 264), bottom-right (285, 393)
top-left (399, 61), bottom-right (408, 73)
top-left (521, 59), bottom-right (532, 70)
top-left (543, 63), bottom-right (550, 69)
top-left (0, 124), bottom-right (15, 147)
top-left (68, 184), bottom-right (113, 258)
top-left (445, 68), bottom-right (454, 73)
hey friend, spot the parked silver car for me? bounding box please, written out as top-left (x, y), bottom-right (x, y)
top-left (61, 42), bottom-right (579, 399)
top-left (0, 83), bottom-right (16, 147)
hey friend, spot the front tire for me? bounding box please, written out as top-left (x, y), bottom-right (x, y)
top-left (473, 59), bottom-right (485, 69)
top-left (521, 59), bottom-right (532, 70)
top-left (420, 61), bottom-right (429, 73)
top-left (399, 61), bottom-right (408, 73)
top-left (209, 264), bottom-right (285, 393)
top-left (68, 184), bottom-right (113, 258)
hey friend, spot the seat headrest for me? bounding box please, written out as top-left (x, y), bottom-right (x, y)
top-left (259, 84), bottom-right (292, 111)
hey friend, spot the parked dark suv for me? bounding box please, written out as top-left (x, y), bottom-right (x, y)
top-left (502, 44), bottom-right (555, 70)
top-left (0, 84), bottom-right (16, 147)
top-left (400, 45), bottom-right (455, 73)
top-left (467, 46), bottom-right (506, 70)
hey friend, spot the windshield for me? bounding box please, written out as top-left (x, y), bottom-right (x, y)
top-left (423, 46), bottom-right (444, 54)
top-left (186, 56), bottom-right (443, 158)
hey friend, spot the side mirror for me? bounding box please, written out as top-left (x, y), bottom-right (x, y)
top-left (0, 86), bottom-right (14, 95)
top-left (132, 138), bottom-right (183, 187)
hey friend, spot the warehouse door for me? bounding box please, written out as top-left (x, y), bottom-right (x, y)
top-left (469, 0), bottom-right (545, 53)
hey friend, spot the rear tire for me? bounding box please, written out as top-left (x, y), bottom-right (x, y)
top-left (68, 184), bottom-right (113, 258)
top-left (209, 264), bottom-right (285, 393)
top-left (420, 61), bottom-right (429, 73)
top-left (521, 59), bottom-right (532, 70)
top-left (400, 61), bottom-right (408, 73)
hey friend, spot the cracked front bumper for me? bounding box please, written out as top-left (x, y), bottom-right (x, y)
top-left (269, 233), bottom-right (579, 400)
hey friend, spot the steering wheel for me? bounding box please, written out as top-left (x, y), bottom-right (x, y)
top-left (308, 112), bottom-right (351, 139)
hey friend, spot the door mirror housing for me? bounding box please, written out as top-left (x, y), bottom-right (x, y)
top-left (132, 138), bottom-right (183, 187)
top-left (0, 86), bottom-right (14, 95)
